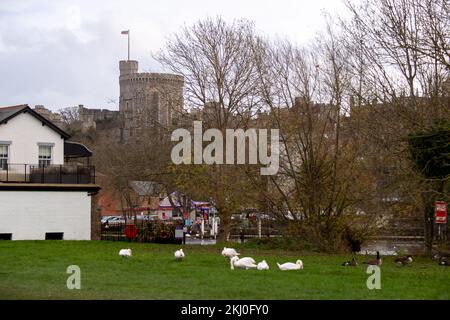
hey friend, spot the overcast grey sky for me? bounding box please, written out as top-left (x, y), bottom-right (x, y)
top-left (0, 0), bottom-right (350, 111)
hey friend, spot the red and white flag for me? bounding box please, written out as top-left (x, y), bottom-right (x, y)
top-left (121, 30), bottom-right (129, 35)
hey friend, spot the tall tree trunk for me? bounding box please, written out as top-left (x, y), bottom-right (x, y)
top-left (217, 207), bottom-right (231, 242)
top-left (422, 192), bottom-right (434, 256)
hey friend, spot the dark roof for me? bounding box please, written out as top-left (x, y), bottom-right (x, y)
top-left (0, 105), bottom-right (28, 122)
top-left (64, 141), bottom-right (93, 158)
top-left (0, 104), bottom-right (70, 139)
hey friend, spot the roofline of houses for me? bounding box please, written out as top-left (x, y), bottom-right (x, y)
top-left (0, 104), bottom-right (70, 139)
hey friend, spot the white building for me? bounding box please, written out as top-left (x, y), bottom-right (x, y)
top-left (0, 104), bottom-right (100, 240)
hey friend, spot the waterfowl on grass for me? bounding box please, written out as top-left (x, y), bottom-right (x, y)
top-left (342, 257), bottom-right (358, 266)
top-left (257, 260), bottom-right (269, 270)
top-left (395, 255), bottom-right (413, 266)
top-left (364, 251), bottom-right (382, 266)
top-left (230, 256), bottom-right (257, 270)
top-left (277, 260), bottom-right (303, 270)
top-left (119, 248), bottom-right (132, 258)
top-left (439, 258), bottom-right (450, 266)
top-left (222, 247), bottom-right (240, 258)
top-left (174, 249), bottom-right (185, 261)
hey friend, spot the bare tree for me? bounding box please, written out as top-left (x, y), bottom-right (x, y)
top-left (246, 24), bottom-right (377, 251)
top-left (342, 0), bottom-right (450, 254)
top-left (155, 17), bottom-right (263, 241)
top-left (59, 106), bottom-right (81, 125)
top-left (156, 17), bottom-right (262, 128)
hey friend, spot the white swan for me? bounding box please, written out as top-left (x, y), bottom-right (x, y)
top-left (230, 256), bottom-right (257, 270)
top-left (257, 260), bottom-right (269, 270)
top-left (222, 247), bottom-right (240, 258)
top-left (174, 249), bottom-right (185, 261)
top-left (119, 248), bottom-right (132, 258)
top-left (277, 260), bottom-right (303, 270)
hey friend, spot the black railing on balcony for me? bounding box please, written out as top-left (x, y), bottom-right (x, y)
top-left (0, 163), bottom-right (95, 184)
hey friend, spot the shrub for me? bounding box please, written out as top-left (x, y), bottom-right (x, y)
top-left (283, 215), bottom-right (374, 253)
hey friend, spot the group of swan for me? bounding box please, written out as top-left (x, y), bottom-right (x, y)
top-left (223, 247), bottom-right (303, 271)
top-left (119, 248), bottom-right (186, 260)
top-left (119, 246), bottom-right (303, 271)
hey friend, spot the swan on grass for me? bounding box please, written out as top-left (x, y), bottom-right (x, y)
top-left (119, 248), bottom-right (132, 258)
top-left (277, 260), bottom-right (303, 270)
top-left (257, 260), bottom-right (269, 270)
top-left (174, 249), bottom-right (185, 261)
top-left (222, 247), bottom-right (240, 258)
top-left (230, 256), bottom-right (257, 270)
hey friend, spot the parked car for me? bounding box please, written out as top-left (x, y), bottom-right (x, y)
top-left (135, 215), bottom-right (158, 221)
top-left (101, 216), bottom-right (115, 224)
top-left (106, 216), bottom-right (126, 224)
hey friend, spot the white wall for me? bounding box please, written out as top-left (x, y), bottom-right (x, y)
top-left (0, 191), bottom-right (91, 240)
top-left (0, 112), bottom-right (64, 165)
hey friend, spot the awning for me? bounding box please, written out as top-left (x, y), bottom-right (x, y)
top-left (64, 141), bottom-right (93, 158)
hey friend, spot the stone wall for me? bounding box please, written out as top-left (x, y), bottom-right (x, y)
top-left (78, 105), bottom-right (119, 132)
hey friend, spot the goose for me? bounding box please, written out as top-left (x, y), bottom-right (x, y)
top-left (119, 248), bottom-right (132, 258)
top-left (222, 247), bottom-right (240, 258)
top-left (257, 260), bottom-right (269, 270)
top-left (364, 251), bottom-right (382, 266)
top-left (342, 257), bottom-right (358, 266)
top-left (395, 255), bottom-right (413, 266)
top-left (439, 258), bottom-right (450, 266)
top-left (277, 260), bottom-right (303, 270)
top-left (174, 249), bottom-right (185, 261)
top-left (230, 256), bottom-right (257, 270)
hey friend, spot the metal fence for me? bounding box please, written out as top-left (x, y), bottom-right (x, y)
top-left (0, 163), bottom-right (95, 184)
top-left (229, 218), bottom-right (286, 242)
top-left (100, 215), bottom-right (286, 243)
top-left (101, 219), bottom-right (182, 243)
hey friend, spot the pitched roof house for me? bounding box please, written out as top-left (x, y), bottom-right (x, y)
top-left (0, 104), bottom-right (100, 240)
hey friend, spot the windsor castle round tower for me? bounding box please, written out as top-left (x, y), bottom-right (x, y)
top-left (119, 60), bottom-right (184, 142)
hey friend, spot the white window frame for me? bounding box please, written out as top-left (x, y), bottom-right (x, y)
top-left (0, 141), bottom-right (11, 170)
top-left (38, 143), bottom-right (54, 167)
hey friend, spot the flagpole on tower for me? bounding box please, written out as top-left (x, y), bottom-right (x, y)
top-left (121, 29), bottom-right (130, 61)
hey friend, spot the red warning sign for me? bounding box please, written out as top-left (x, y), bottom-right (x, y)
top-left (435, 201), bottom-right (447, 224)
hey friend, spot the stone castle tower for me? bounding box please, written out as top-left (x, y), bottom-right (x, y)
top-left (119, 60), bottom-right (184, 142)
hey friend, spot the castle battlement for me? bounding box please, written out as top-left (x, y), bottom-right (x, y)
top-left (119, 73), bottom-right (184, 84)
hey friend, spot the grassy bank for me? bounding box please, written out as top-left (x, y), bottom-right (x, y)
top-left (0, 241), bottom-right (448, 299)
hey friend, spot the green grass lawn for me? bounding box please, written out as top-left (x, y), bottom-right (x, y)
top-left (0, 240), bottom-right (449, 299)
